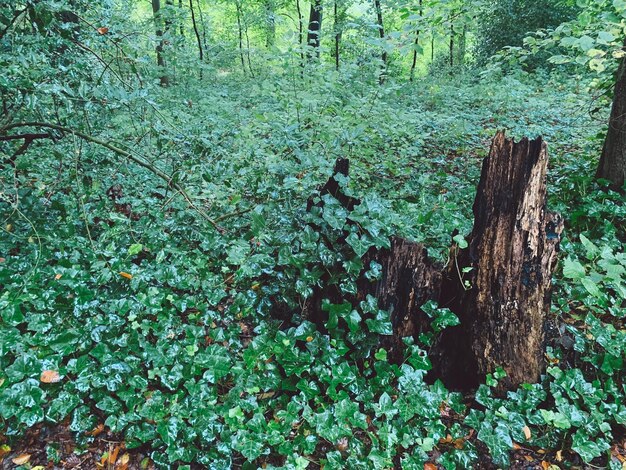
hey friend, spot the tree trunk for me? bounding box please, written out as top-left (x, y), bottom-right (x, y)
top-left (409, 0), bottom-right (423, 82)
top-left (596, 39), bottom-right (626, 191)
top-left (297, 132), bottom-right (563, 392)
top-left (189, 0), bottom-right (204, 61)
top-left (307, 0), bottom-right (322, 59)
top-left (449, 22), bottom-right (454, 68)
top-left (333, 1), bottom-right (343, 70)
top-left (151, 0), bottom-right (169, 86)
top-left (235, 1), bottom-right (246, 74)
top-left (373, 0), bottom-right (386, 83)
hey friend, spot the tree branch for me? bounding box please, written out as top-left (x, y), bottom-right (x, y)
top-left (1, 122), bottom-right (221, 230)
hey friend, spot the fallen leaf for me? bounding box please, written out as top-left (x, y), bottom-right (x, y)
top-left (118, 453), bottom-right (130, 466)
top-left (540, 461), bottom-right (550, 470)
top-left (424, 464), bottom-right (438, 470)
top-left (306, 336), bottom-right (313, 342)
top-left (523, 425), bottom-right (532, 440)
top-left (0, 445), bottom-right (10, 459)
top-left (512, 442), bottom-right (522, 450)
top-left (251, 282), bottom-right (261, 291)
top-left (31, 467), bottom-right (46, 470)
top-left (0, 257), bottom-right (5, 263)
top-left (12, 454), bottom-right (31, 465)
top-left (524, 455), bottom-right (534, 462)
top-left (54, 273), bottom-right (62, 280)
top-left (335, 437), bottom-right (349, 452)
top-left (109, 445), bottom-right (120, 465)
top-left (88, 423), bottom-right (105, 436)
top-left (119, 272), bottom-right (133, 279)
top-left (556, 450), bottom-right (563, 462)
top-left (40, 370), bottom-right (61, 383)
top-left (97, 27), bottom-right (109, 35)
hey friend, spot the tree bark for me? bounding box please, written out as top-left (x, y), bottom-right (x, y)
top-left (596, 39), bottom-right (626, 191)
top-left (151, 0), bottom-right (169, 86)
top-left (307, 0), bottom-right (322, 59)
top-left (435, 133), bottom-right (563, 390)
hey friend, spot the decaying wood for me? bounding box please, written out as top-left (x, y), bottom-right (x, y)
top-left (298, 132), bottom-right (563, 391)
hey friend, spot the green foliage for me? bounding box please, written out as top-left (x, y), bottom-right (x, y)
top-left (1, 0), bottom-right (625, 468)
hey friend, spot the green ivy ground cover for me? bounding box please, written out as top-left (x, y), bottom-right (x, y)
top-left (2, 64), bottom-right (626, 468)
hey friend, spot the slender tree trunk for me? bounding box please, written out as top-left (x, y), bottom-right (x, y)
top-left (189, 0), bottom-right (204, 61)
top-left (449, 22), bottom-right (454, 68)
top-left (244, 17), bottom-right (254, 77)
top-left (597, 39), bottom-right (626, 190)
top-left (431, 31), bottom-right (434, 63)
top-left (151, 0), bottom-right (169, 86)
top-left (334, 0), bottom-right (341, 70)
top-left (373, 0), bottom-right (386, 83)
top-left (235, 2), bottom-right (246, 74)
top-left (409, 0), bottom-right (423, 82)
top-left (307, 0), bottom-right (322, 60)
top-left (264, 0), bottom-right (276, 47)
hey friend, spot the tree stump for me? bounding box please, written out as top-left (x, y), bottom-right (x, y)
top-left (435, 132), bottom-right (563, 390)
top-left (298, 132), bottom-right (563, 391)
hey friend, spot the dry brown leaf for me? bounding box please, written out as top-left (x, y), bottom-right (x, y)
top-left (54, 273), bottom-right (62, 280)
top-left (12, 454), bottom-right (31, 465)
top-left (424, 463), bottom-right (438, 470)
top-left (512, 442), bottom-right (522, 450)
top-left (306, 336), bottom-right (314, 342)
top-left (40, 370), bottom-right (61, 383)
top-left (0, 445), bottom-right (10, 459)
top-left (523, 425), bottom-right (532, 440)
top-left (97, 27), bottom-right (109, 35)
top-left (119, 271), bottom-right (133, 279)
top-left (541, 461), bottom-right (550, 470)
top-left (556, 450), bottom-right (563, 462)
top-left (0, 258), bottom-right (6, 263)
top-left (524, 455), bottom-right (534, 462)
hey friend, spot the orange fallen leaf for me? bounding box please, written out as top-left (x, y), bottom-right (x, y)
top-left (0, 445), bottom-right (10, 459)
top-left (88, 423), bottom-right (105, 437)
top-left (556, 450), bottom-right (563, 462)
top-left (119, 272), bottom-right (133, 279)
top-left (424, 463), bottom-right (438, 470)
top-left (40, 370), bottom-right (61, 383)
top-left (109, 445), bottom-right (120, 465)
top-left (251, 283), bottom-right (261, 291)
top-left (523, 425), bottom-right (532, 440)
top-left (54, 273), bottom-right (62, 280)
top-left (512, 442), bottom-right (522, 450)
top-left (0, 257), bottom-right (5, 263)
top-left (97, 27), bottom-right (109, 35)
top-left (306, 336), bottom-right (313, 342)
top-left (524, 455), bottom-right (534, 462)
top-left (541, 461), bottom-right (550, 470)
top-left (12, 454), bottom-right (31, 465)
